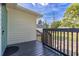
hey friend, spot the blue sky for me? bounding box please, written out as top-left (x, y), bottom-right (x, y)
top-left (19, 3), bottom-right (71, 24)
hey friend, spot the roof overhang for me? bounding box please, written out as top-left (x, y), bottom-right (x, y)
top-left (6, 3), bottom-right (42, 17)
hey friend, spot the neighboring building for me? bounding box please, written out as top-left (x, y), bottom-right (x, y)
top-left (0, 4), bottom-right (42, 55)
top-left (37, 20), bottom-right (43, 28)
top-left (36, 18), bottom-right (49, 33)
top-left (36, 18), bottom-right (44, 32)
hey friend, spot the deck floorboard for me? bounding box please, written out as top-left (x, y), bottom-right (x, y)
top-left (3, 40), bottom-right (63, 56)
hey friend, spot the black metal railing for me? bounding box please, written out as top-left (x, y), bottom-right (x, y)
top-left (42, 28), bottom-right (79, 56)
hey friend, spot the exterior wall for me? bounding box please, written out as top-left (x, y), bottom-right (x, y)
top-left (7, 7), bottom-right (37, 45)
top-left (0, 4), bottom-right (2, 56)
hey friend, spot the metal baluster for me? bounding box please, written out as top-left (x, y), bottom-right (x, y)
top-left (71, 32), bottom-right (73, 56)
top-left (76, 32), bottom-right (78, 56)
top-left (43, 30), bottom-right (45, 43)
top-left (53, 31), bottom-right (54, 47)
top-left (56, 31), bottom-right (57, 49)
top-left (63, 32), bottom-right (65, 53)
top-left (60, 32), bottom-right (62, 51)
top-left (54, 31), bottom-right (55, 48)
top-left (47, 30), bottom-right (50, 45)
top-left (50, 30), bottom-right (52, 46)
top-left (47, 30), bottom-right (48, 44)
top-left (45, 30), bottom-right (48, 44)
top-left (67, 32), bottom-right (69, 55)
top-left (57, 31), bottom-right (59, 50)
top-left (55, 31), bottom-right (56, 48)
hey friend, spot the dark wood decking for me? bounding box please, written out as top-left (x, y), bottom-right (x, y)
top-left (3, 40), bottom-right (63, 56)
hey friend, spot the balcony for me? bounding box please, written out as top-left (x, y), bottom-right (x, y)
top-left (42, 28), bottom-right (79, 56)
top-left (3, 28), bottom-right (79, 56)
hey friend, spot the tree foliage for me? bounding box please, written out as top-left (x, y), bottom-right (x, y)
top-left (43, 21), bottom-right (49, 28)
top-left (61, 3), bottom-right (79, 28)
top-left (51, 21), bottom-right (61, 28)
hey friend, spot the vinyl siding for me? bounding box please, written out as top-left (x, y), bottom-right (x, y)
top-left (7, 7), bottom-right (38, 45)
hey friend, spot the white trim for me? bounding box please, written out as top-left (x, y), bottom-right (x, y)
top-left (6, 3), bottom-right (42, 17)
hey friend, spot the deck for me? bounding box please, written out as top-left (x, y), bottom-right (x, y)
top-left (3, 40), bottom-right (63, 56)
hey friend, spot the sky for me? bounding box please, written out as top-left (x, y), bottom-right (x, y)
top-left (19, 3), bottom-right (71, 24)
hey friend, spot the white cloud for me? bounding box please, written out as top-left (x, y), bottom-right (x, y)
top-left (32, 3), bottom-right (48, 6)
top-left (32, 3), bottom-right (36, 5)
top-left (39, 3), bottom-right (48, 6)
top-left (59, 3), bottom-right (67, 6)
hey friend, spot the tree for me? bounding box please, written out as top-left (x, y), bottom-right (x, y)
top-left (44, 22), bottom-right (49, 28)
top-left (61, 3), bottom-right (79, 28)
top-left (43, 20), bottom-right (49, 28)
top-left (51, 21), bottom-right (61, 28)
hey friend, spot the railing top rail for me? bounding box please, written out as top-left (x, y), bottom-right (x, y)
top-left (43, 28), bottom-right (79, 32)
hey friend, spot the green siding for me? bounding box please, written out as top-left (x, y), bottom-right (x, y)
top-left (1, 4), bottom-right (7, 55)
